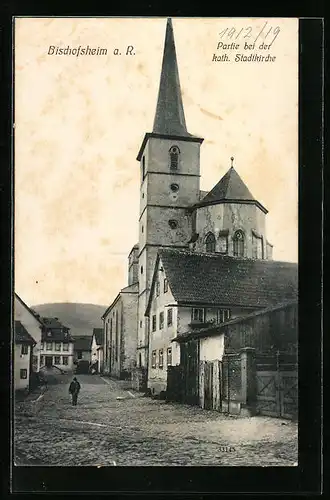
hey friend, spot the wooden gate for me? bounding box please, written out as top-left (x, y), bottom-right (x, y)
top-left (256, 352), bottom-right (297, 419)
top-left (180, 340), bottom-right (199, 406)
top-left (199, 360), bottom-right (222, 411)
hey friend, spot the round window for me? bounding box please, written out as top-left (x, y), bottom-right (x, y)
top-left (170, 183), bottom-right (179, 192)
top-left (168, 220), bottom-right (178, 229)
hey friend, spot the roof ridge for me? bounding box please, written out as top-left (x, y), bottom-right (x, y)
top-left (159, 247), bottom-right (297, 265)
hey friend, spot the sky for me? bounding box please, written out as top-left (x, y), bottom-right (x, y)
top-left (14, 17), bottom-right (298, 307)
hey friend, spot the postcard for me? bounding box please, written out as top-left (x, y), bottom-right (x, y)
top-left (13, 17), bottom-right (298, 470)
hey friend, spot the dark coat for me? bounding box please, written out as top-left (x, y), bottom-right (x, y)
top-left (69, 380), bottom-right (81, 395)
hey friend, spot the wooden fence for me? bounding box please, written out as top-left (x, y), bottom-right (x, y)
top-left (167, 349), bottom-right (298, 419)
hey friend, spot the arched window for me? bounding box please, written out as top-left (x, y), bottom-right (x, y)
top-left (233, 230), bottom-right (245, 257)
top-left (205, 232), bottom-right (216, 253)
top-left (169, 145), bottom-right (180, 170)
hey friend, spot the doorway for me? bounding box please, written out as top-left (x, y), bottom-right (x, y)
top-left (45, 356), bottom-right (53, 368)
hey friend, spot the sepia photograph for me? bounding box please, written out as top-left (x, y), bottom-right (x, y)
top-left (13, 16), bottom-right (298, 467)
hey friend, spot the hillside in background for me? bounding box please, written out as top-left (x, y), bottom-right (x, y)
top-left (32, 303), bottom-right (107, 337)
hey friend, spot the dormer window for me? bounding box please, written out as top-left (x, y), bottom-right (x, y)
top-left (169, 145), bottom-right (180, 171)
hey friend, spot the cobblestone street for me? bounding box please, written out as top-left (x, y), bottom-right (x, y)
top-left (14, 374), bottom-right (298, 466)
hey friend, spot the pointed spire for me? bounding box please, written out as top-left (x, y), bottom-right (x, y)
top-left (152, 18), bottom-right (191, 137)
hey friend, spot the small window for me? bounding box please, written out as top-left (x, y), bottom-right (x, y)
top-left (168, 220), bottom-right (178, 229)
top-left (217, 309), bottom-right (231, 323)
top-left (151, 350), bottom-right (157, 368)
top-left (167, 308), bottom-right (173, 326)
top-left (205, 232), bottom-right (216, 253)
top-left (192, 308), bottom-right (205, 323)
top-left (40, 355), bottom-right (44, 366)
top-left (20, 369), bottom-right (27, 380)
top-left (55, 343), bottom-right (61, 351)
top-left (159, 311), bottom-right (164, 330)
top-left (233, 230), bottom-right (245, 257)
top-left (77, 351), bottom-right (82, 360)
top-left (167, 347), bottom-right (172, 366)
top-left (141, 225), bottom-right (144, 234)
top-left (54, 356), bottom-right (61, 365)
top-left (170, 183), bottom-right (179, 192)
top-left (140, 265), bottom-right (144, 275)
top-left (63, 343), bottom-right (69, 352)
top-left (169, 145), bottom-right (180, 170)
top-left (46, 342), bottom-right (52, 351)
top-left (164, 278), bottom-right (168, 293)
top-left (156, 281), bottom-right (160, 297)
top-left (140, 320), bottom-right (142, 328)
top-left (21, 344), bottom-right (28, 355)
top-left (152, 315), bottom-right (157, 332)
top-left (159, 349), bottom-right (164, 369)
top-left (62, 356), bottom-right (68, 366)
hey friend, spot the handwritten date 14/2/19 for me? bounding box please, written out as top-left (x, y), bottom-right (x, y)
top-left (218, 22), bottom-right (280, 47)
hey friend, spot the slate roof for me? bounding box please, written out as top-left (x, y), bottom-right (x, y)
top-left (74, 336), bottom-right (92, 351)
top-left (136, 18), bottom-right (203, 161)
top-left (15, 321), bottom-right (36, 345)
top-left (147, 249), bottom-right (298, 313)
top-left (152, 18), bottom-right (191, 137)
top-left (93, 328), bottom-right (104, 346)
top-left (199, 167), bottom-right (267, 213)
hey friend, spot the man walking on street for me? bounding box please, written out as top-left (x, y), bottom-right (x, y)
top-left (69, 377), bottom-right (81, 406)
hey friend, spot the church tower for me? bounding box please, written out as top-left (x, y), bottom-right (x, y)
top-left (136, 18), bottom-right (204, 368)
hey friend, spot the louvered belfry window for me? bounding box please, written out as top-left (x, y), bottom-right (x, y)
top-left (169, 145), bottom-right (179, 170)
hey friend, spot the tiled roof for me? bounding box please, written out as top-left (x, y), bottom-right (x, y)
top-left (41, 317), bottom-right (69, 330)
top-left (15, 321), bottom-right (36, 345)
top-left (200, 167), bottom-right (267, 213)
top-left (41, 317), bottom-right (73, 342)
top-left (93, 328), bottom-right (104, 346)
top-left (154, 249), bottom-right (298, 310)
top-left (74, 336), bottom-right (92, 351)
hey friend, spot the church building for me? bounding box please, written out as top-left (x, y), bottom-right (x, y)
top-left (102, 18), bottom-right (298, 393)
